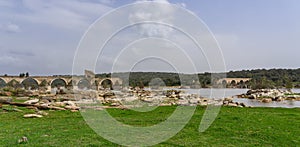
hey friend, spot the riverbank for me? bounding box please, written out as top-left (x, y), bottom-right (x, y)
top-left (0, 106), bottom-right (299, 146)
top-left (1, 88), bottom-right (300, 111)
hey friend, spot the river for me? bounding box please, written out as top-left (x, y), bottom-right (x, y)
top-left (179, 88), bottom-right (300, 108)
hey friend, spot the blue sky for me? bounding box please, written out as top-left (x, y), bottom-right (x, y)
top-left (0, 0), bottom-right (299, 75)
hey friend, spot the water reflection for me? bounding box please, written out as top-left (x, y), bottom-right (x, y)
top-left (233, 98), bottom-right (300, 108)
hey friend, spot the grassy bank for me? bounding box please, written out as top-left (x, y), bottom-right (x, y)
top-left (0, 106), bottom-right (299, 146)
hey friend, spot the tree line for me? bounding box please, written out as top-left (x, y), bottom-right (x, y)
top-left (96, 68), bottom-right (300, 89)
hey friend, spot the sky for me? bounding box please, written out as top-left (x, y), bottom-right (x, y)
top-left (0, 0), bottom-right (300, 75)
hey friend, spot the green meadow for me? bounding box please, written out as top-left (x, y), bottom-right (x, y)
top-left (0, 106), bottom-right (299, 146)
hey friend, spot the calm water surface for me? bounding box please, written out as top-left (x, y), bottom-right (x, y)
top-left (180, 88), bottom-right (300, 108)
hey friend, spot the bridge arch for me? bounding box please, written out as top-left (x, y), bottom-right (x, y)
top-left (77, 78), bottom-right (91, 89)
top-left (222, 79), bottom-right (227, 85)
top-left (7, 79), bottom-right (22, 88)
top-left (21, 78), bottom-right (39, 90)
top-left (99, 78), bottom-right (113, 89)
top-left (51, 78), bottom-right (67, 88)
top-left (0, 78), bottom-right (6, 88)
top-left (230, 80), bottom-right (236, 85)
top-left (218, 78), bottom-right (251, 84)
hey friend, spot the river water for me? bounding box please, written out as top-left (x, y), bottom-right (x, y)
top-left (180, 88), bottom-right (300, 108)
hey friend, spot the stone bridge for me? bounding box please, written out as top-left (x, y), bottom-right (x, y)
top-left (218, 78), bottom-right (251, 84)
top-left (0, 75), bottom-right (122, 91)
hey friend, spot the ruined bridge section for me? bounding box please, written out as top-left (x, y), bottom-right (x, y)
top-left (218, 78), bottom-right (251, 84)
top-left (0, 75), bottom-right (122, 91)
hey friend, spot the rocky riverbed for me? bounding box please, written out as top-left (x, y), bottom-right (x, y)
top-left (0, 88), bottom-right (251, 116)
top-left (237, 89), bottom-right (300, 103)
top-left (1, 88), bottom-right (299, 115)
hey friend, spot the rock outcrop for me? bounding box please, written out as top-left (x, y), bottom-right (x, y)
top-left (238, 89), bottom-right (300, 101)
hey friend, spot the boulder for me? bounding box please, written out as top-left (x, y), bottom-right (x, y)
top-left (177, 100), bottom-right (189, 106)
top-left (48, 106), bottom-right (66, 110)
top-left (0, 97), bottom-right (12, 103)
top-left (15, 97), bottom-right (30, 101)
top-left (244, 89), bottom-right (288, 99)
top-left (248, 94), bottom-right (256, 99)
top-left (262, 98), bottom-right (272, 103)
top-left (18, 136), bottom-right (28, 144)
top-left (223, 100), bottom-right (229, 105)
top-left (240, 103), bottom-right (246, 107)
top-left (71, 110), bottom-right (78, 112)
top-left (159, 103), bottom-right (172, 106)
top-left (199, 101), bottom-right (208, 106)
top-left (40, 103), bottom-right (49, 107)
top-left (24, 99), bottom-right (39, 104)
top-left (227, 103), bottom-right (238, 107)
top-left (37, 111), bottom-right (48, 116)
top-left (272, 96), bottom-right (283, 101)
top-left (40, 99), bottom-right (50, 104)
top-left (189, 99), bottom-right (199, 104)
top-left (0, 91), bottom-right (12, 96)
top-left (64, 105), bottom-right (80, 110)
top-left (169, 94), bottom-right (178, 98)
top-left (23, 114), bottom-right (43, 118)
top-left (246, 90), bottom-right (255, 95)
top-left (286, 96), bottom-right (296, 100)
top-left (224, 97), bottom-right (233, 102)
top-left (53, 102), bottom-right (65, 107)
top-left (110, 103), bottom-right (120, 107)
top-left (201, 98), bottom-right (208, 102)
top-left (63, 101), bottom-right (76, 106)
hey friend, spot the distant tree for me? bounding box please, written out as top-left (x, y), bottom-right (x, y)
top-left (19, 73), bottom-right (25, 77)
top-left (4, 74), bottom-right (7, 77)
top-left (25, 72), bottom-right (29, 77)
top-left (94, 69), bottom-right (300, 88)
top-left (286, 79), bottom-right (293, 91)
top-left (249, 79), bottom-right (258, 89)
top-left (244, 80), bottom-right (250, 88)
top-left (261, 76), bottom-right (268, 89)
top-left (275, 79), bottom-right (283, 88)
top-left (283, 75), bottom-right (293, 91)
top-left (138, 80), bottom-right (144, 89)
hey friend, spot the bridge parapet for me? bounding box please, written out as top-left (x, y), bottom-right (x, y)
top-left (0, 76), bottom-right (123, 90)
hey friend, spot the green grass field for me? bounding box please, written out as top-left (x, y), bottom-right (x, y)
top-left (0, 105), bottom-right (299, 146)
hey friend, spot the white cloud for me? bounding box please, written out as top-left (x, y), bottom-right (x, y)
top-left (0, 55), bottom-right (20, 64)
top-left (17, 0), bottom-right (113, 31)
top-left (0, 0), bottom-right (115, 75)
top-left (0, 23), bottom-right (21, 33)
top-left (98, 0), bottom-right (115, 5)
top-left (128, 0), bottom-right (185, 38)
